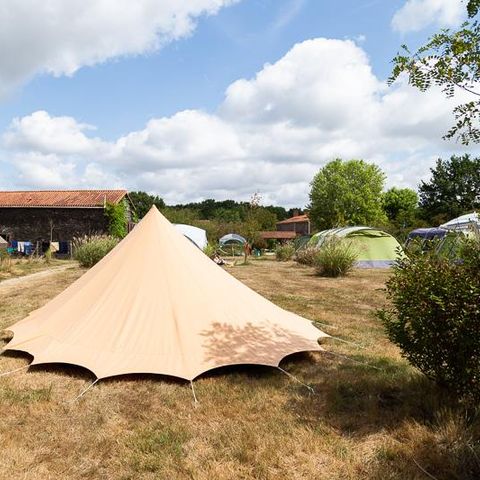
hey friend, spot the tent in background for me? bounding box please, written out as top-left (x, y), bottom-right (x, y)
top-left (4, 207), bottom-right (327, 382)
top-left (405, 228), bottom-right (448, 251)
top-left (440, 212), bottom-right (479, 231)
top-left (174, 224), bottom-right (208, 250)
top-left (219, 233), bottom-right (246, 245)
top-left (309, 226), bottom-right (404, 268)
top-left (0, 235), bottom-right (7, 250)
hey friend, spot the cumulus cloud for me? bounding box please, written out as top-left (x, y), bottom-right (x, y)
top-left (392, 0), bottom-right (465, 33)
top-left (1, 38), bottom-right (476, 206)
top-left (0, 0), bottom-right (237, 96)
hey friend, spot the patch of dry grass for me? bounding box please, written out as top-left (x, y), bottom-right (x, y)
top-left (0, 257), bottom-right (73, 282)
top-left (0, 259), bottom-right (478, 479)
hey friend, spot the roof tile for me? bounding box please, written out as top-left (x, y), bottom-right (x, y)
top-left (0, 190), bottom-right (127, 208)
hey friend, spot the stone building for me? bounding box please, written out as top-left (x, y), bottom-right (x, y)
top-left (0, 190), bottom-right (134, 245)
top-left (275, 214), bottom-right (311, 236)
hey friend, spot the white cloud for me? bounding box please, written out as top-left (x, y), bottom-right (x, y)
top-left (0, 0), bottom-right (237, 97)
top-left (392, 0), bottom-right (465, 33)
top-left (1, 38), bottom-right (477, 207)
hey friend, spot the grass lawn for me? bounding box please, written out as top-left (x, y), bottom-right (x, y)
top-left (0, 259), bottom-right (477, 479)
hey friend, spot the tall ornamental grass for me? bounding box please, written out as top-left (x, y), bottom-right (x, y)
top-left (314, 237), bottom-right (358, 277)
top-left (73, 235), bottom-right (119, 268)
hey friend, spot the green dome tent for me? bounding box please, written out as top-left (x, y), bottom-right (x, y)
top-left (309, 226), bottom-right (404, 268)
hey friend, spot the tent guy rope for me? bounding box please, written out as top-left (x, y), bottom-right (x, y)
top-left (190, 380), bottom-right (199, 404)
top-left (277, 367), bottom-right (315, 394)
top-left (69, 379), bottom-right (99, 403)
top-left (0, 364), bottom-right (29, 377)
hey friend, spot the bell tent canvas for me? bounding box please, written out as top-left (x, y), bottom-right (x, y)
top-left (309, 226), bottom-right (404, 268)
top-left (0, 235), bottom-right (7, 250)
top-left (3, 206), bottom-right (328, 382)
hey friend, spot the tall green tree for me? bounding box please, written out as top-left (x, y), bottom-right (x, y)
top-left (309, 159), bottom-right (387, 231)
top-left (390, 0), bottom-right (480, 144)
top-left (128, 191), bottom-right (165, 219)
top-left (382, 187), bottom-right (419, 226)
top-left (419, 154), bottom-right (480, 220)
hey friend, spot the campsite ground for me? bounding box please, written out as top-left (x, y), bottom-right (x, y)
top-left (0, 259), bottom-right (477, 479)
top-left (0, 257), bottom-right (74, 283)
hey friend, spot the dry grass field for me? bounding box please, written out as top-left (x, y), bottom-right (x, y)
top-left (0, 257), bottom-right (73, 282)
top-left (0, 259), bottom-right (478, 479)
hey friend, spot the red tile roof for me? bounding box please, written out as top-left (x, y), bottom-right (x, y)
top-left (0, 190), bottom-right (127, 208)
top-left (276, 214), bottom-right (309, 225)
top-left (260, 231), bottom-right (297, 240)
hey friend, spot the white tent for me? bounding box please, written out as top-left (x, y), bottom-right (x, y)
top-left (174, 224), bottom-right (208, 250)
top-left (440, 212), bottom-right (480, 231)
top-left (4, 207), bottom-right (327, 381)
top-left (0, 235), bottom-right (7, 249)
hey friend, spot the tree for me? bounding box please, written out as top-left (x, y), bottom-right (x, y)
top-left (128, 191), bottom-right (165, 219)
top-left (419, 154), bottom-right (480, 220)
top-left (390, 0), bottom-right (480, 144)
top-left (382, 187), bottom-right (419, 226)
top-left (309, 159), bottom-right (387, 230)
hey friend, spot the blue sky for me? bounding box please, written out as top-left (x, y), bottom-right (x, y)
top-left (0, 0), bottom-right (474, 206)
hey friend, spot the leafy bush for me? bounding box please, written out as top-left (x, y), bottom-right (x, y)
top-left (73, 235), bottom-right (119, 268)
top-left (314, 237), bottom-right (358, 277)
top-left (203, 243), bottom-right (217, 258)
top-left (377, 241), bottom-right (480, 401)
top-left (294, 245), bottom-right (318, 266)
top-left (44, 247), bottom-right (52, 265)
top-left (275, 242), bottom-right (295, 261)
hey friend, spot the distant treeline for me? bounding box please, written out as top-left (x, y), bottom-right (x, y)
top-left (128, 191), bottom-right (303, 243)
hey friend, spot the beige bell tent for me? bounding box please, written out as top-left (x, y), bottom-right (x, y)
top-left (3, 206), bottom-right (327, 382)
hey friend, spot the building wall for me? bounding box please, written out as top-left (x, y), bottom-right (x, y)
top-left (0, 207), bottom-right (109, 242)
top-left (277, 221), bottom-right (310, 235)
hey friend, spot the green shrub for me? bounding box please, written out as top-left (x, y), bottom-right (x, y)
top-left (203, 243), bottom-right (217, 258)
top-left (44, 247), bottom-right (52, 265)
top-left (314, 237), bottom-right (357, 277)
top-left (294, 245), bottom-right (318, 266)
top-left (275, 242), bottom-right (295, 261)
top-left (377, 241), bottom-right (480, 401)
top-left (73, 235), bottom-right (119, 268)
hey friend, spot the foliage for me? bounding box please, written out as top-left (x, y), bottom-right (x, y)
top-left (44, 247), bottom-right (52, 265)
top-left (161, 207), bottom-right (200, 225)
top-left (314, 237), bottom-right (358, 277)
top-left (104, 202), bottom-right (127, 238)
top-left (390, 1), bottom-right (480, 144)
top-left (419, 154), bottom-right (480, 220)
top-left (382, 187), bottom-right (418, 224)
top-left (377, 242), bottom-right (480, 401)
top-left (171, 198), bottom-right (291, 222)
top-left (129, 191), bottom-right (165, 219)
top-left (203, 243), bottom-right (217, 258)
top-left (294, 245), bottom-right (318, 266)
top-left (73, 234), bottom-right (119, 268)
top-left (275, 242), bottom-right (295, 261)
top-left (309, 159), bottom-right (387, 230)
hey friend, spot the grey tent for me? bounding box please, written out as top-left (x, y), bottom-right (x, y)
top-left (219, 234), bottom-right (246, 245)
